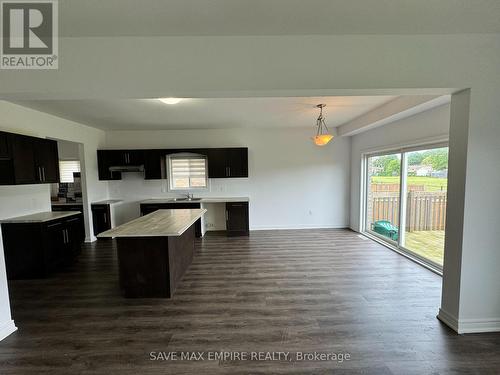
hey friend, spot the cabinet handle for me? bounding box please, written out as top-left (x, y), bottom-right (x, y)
top-left (228, 167), bottom-right (231, 177)
top-left (62, 229), bottom-right (66, 244)
top-left (66, 229), bottom-right (70, 243)
top-left (103, 213), bottom-right (107, 223)
top-left (42, 167), bottom-right (46, 182)
top-left (225, 210), bottom-right (230, 222)
top-left (67, 217), bottom-right (79, 223)
top-left (38, 166), bottom-right (42, 181)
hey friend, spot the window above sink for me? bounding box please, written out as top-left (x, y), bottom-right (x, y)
top-left (167, 153), bottom-right (208, 191)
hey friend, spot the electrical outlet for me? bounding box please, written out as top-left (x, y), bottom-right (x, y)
top-left (206, 223), bottom-right (215, 228)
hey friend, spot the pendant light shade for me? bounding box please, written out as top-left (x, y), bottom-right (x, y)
top-left (312, 104), bottom-right (334, 146)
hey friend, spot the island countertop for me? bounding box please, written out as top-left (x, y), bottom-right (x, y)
top-left (97, 208), bottom-right (206, 238)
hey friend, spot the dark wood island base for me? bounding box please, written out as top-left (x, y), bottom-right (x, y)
top-left (98, 208), bottom-right (206, 298)
top-left (116, 225), bottom-right (195, 298)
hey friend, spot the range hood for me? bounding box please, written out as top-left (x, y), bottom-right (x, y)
top-left (108, 165), bottom-right (145, 173)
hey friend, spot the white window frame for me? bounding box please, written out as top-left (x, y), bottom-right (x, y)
top-left (167, 153), bottom-right (209, 191)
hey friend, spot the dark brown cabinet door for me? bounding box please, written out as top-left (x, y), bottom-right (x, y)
top-left (34, 138), bottom-right (60, 183)
top-left (207, 148), bottom-right (248, 178)
top-left (144, 150), bottom-right (165, 179)
top-left (44, 221), bottom-right (66, 272)
top-left (11, 134), bottom-right (37, 184)
top-left (0, 132), bottom-right (10, 159)
top-left (65, 215), bottom-right (84, 256)
top-left (226, 148), bottom-right (248, 177)
top-left (226, 202), bottom-right (249, 236)
top-left (92, 205), bottom-right (111, 235)
top-left (0, 132), bottom-right (14, 185)
top-left (97, 150), bottom-right (122, 180)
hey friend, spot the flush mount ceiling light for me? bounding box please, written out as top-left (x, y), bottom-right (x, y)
top-left (312, 104), bottom-right (334, 146)
top-left (158, 97), bottom-right (183, 105)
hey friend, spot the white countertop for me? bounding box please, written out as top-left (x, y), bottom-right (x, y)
top-left (140, 197), bottom-right (249, 204)
top-left (1, 211), bottom-right (81, 224)
top-left (97, 209), bottom-right (206, 238)
top-left (51, 202), bottom-right (83, 206)
top-left (92, 199), bottom-right (123, 205)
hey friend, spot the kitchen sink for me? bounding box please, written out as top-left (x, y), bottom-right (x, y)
top-left (171, 197), bottom-right (202, 202)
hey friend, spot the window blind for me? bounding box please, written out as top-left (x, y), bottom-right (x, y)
top-left (169, 156), bottom-right (207, 189)
top-left (59, 160), bottom-right (81, 183)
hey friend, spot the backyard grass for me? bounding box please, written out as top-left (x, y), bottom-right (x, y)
top-left (371, 176), bottom-right (447, 192)
top-left (404, 230), bottom-right (445, 265)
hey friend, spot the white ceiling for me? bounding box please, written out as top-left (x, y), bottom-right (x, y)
top-left (13, 96), bottom-right (397, 131)
top-left (59, 0), bottom-right (500, 37)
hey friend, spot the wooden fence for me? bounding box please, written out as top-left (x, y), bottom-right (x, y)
top-left (368, 190), bottom-right (447, 231)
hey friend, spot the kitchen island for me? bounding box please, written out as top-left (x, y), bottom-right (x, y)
top-left (98, 208), bottom-right (206, 298)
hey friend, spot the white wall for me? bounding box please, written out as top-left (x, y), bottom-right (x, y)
top-left (350, 103), bottom-right (451, 231)
top-left (57, 139), bottom-right (80, 160)
top-left (105, 127), bottom-right (351, 230)
top-left (0, 101), bottom-right (108, 340)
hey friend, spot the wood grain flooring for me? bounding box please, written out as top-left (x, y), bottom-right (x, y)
top-left (1, 229), bottom-right (499, 374)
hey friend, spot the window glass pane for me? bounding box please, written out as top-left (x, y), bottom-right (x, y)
top-left (366, 153), bottom-right (401, 243)
top-left (59, 160), bottom-right (80, 183)
top-left (401, 147), bottom-right (448, 266)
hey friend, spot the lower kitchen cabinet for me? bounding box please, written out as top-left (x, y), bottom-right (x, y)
top-left (91, 204), bottom-right (112, 236)
top-left (1, 213), bottom-right (84, 279)
top-left (226, 202), bottom-right (249, 236)
top-left (51, 204), bottom-right (85, 241)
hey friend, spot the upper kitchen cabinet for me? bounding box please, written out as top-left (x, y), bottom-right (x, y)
top-left (10, 134), bottom-right (36, 184)
top-left (144, 149), bottom-right (165, 180)
top-left (33, 137), bottom-right (60, 183)
top-left (97, 150), bottom-right (122, 180)
top-left (1, 131), bottom-right (60, 185)
top-left (0, 132), bottom-right (15, 185)
top-left (208, 148), bottom-right (248, 178)
top-left (97, 150), bottom-right (145, 180)
top-left (97, 147), bottom-right (248, 180)
top-left (0, 131), bottom-right (10, 158)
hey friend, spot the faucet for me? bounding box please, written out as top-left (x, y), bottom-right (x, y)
top-left (183, 193), bottom-right (194, 200)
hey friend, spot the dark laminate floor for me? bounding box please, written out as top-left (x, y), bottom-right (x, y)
top-left (1, 229), bottom-right (499, 374)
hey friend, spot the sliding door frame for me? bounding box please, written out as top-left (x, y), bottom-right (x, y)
top-left (360, 139), bottom-right (449, 273)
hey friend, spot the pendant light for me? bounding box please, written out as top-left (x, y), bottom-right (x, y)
top-left (312, 104), bottom-right (334, 146)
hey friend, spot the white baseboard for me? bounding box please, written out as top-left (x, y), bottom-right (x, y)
top-left (438, 309), bottom-right (500, 334)
top-left (0, 319), bottom-right (17, 341)
top-left (437, 308), bottom-right (459, 333)
top-left (457, 317), bottom-right (500, 334)
top-left (250, 224), bottom-right (349, 231)
top-left (85, 235), bottom-right (97, 243)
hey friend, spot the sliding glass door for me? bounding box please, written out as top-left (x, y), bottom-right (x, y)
top-left (366, 153), bottom-right (401, 244)
top-left (364, 144), bottom-right (448, 269)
